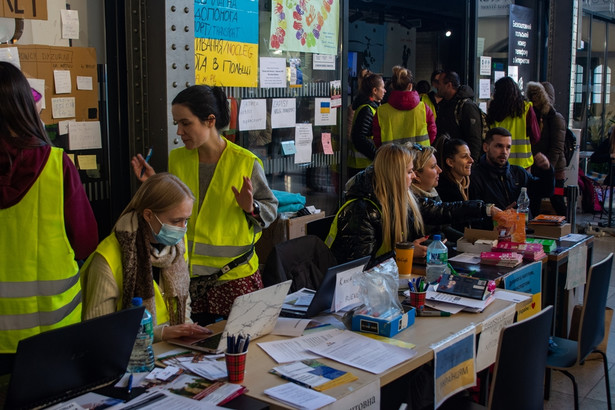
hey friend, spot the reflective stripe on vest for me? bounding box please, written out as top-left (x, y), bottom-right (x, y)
top-left (377, 101), bottom-right (430, 146)
top-left (348, 104), bottom-right (376, 169)
top-left (0, 147), bottom-right (81, 353)
top-left (169, 138), bottom-right (261, 280)
top-left (325, 198), bottom-right (387, 257)
top-left (81, 233), bottom-right (171, 325)
top-left (494, 101), bottom-right (534, 168)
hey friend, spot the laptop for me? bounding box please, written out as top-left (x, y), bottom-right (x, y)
top-left (168, 280), bottom-right (292, 354)
top-left (280, 256), bottom-right (371, 318)
top-left (2, 306), bottom-right (144, 410)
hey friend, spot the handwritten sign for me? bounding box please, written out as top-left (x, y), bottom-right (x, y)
top-left (238, 99), bottom-right (266, 131)
top-left (434, 327), bottom-right (476, 408)
top-left (194, 0), bottom-right (258, 43)
top-left (194, 38), bottom-right (257, 87)
top-left (475, 304), bottom-right (515, 371)
top-left (68, 121), bottom-right (102, 150)
top-left (332, 264), bottom-right (364, 311)
top-left (295, 123), bottom-right (313, 164)
top-left (271, 98), bottom-right (296, 129)
top-left (1, 0), bottom-right (48, 20)
top-left (51, 97), bottom-right (76, 119)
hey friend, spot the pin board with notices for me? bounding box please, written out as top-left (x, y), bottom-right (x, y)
top-left (0, 44), bottom-right (102, 173)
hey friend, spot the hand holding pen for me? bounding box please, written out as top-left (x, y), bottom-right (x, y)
top-left (131, 147), bottom-right (154, 182)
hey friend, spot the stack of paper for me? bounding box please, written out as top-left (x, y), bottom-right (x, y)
top-left (264, 383), bottom-right (336, 410)
top-left (480, 251), bottom-right (523, 267)
top-left (529, 214), bottom-right (566, 225)
top-left (492, 242), bottom-right (546, 261)
top-left (425, 289), bottom-right (495, 313)
top-left (157, 351), bottom-right (227, 380)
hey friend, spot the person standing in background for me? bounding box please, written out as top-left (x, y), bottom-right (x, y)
top-left (526, 81), bottom-right (567, 216)
top-left (347, 70), bottom-right (386, 178)
top-left (435, 70), bottom-right (483, 161)
top-left (421, 69), bottom-right (444, 122)
top-left (487, 76), bottom-right (540, 169)
top-left (373, 65), bottom-right (436, 146)
top-left (0, 62), bottom-right (98, 365)
top-left (132, 85), bottom-right (278, 324)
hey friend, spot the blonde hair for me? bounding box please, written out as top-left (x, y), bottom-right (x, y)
top-left (407, 144), bottom-right (436, 173)
top-left (391, 65), bottom-right (414, 91)
top-left (373, 144), bottom-right (424, 252)
top-left (121, 173), bottom-right (195, 217)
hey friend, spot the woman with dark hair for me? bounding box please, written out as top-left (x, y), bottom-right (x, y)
top-left (373, 65), bottom-right (436, 146)
top-left (132, 85), bottom-right (278, 322)
top-left (348, 69), bottom-right (386, 178)
top-left (434, 135), bottom-right (474, 202)
top-left (487, 76), bottom-right (540, 169)
top-left (0, 62), bottom-right (98, 358)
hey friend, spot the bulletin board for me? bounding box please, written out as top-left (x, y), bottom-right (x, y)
top-left (0, 44), bottom-right (98, 125)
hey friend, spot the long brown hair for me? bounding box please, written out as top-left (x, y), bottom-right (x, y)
top-left (373, 144), bottom-right (423, 252)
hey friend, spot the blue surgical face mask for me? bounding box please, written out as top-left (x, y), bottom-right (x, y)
top-left (150, 214), bottom-right (187, 246)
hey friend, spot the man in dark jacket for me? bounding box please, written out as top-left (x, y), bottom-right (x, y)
top-left (435, 70), bottom-right (484, 161)
top-left (470, 127), bottom-right (554, 214)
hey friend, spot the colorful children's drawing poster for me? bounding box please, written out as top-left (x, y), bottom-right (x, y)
top-left (269, 0), bottom-right (339, 55)
top-left (348, 21), bottom-right (385, 74)
top-left (194, 0), bottom-right (259, 87)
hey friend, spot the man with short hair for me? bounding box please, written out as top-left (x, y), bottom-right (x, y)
top-left (435, 70), bottom-right (484, 161)
top-left (469, 127), bottom-right (554, 213)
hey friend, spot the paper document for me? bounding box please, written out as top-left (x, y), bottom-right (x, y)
top-left (264, 383), bottom-right (336, 410)
top-left (493, 289), bottom-right (531, 303)
top-left (448, 253), bottom-right (481, 264)
top-left (307, 330), bottom-right (417, 374)
top-left (272, 317), bottom-right (312, 337)
top-left (258, 328), bottom-right (343, 363)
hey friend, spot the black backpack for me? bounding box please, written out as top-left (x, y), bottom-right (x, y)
top-left (454, 97), bottom-right (489, 142)
top-left (564, 128), bottom-right (577, 167)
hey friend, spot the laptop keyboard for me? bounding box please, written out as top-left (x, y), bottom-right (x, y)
top-left (193, 333), bottom-right (222, 349)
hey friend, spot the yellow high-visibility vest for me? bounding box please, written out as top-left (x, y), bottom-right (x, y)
top-left (169, 138), bottom-right (262, 280)
top-left (0, 147), bottom-right (81, 353)
top-left (377, 102), bottom-right (430, 146)
top-left (80, 233), bottom-right (172, 324)
top-left (493, 101), bottom-right (534, 168)
top-left (348, 104), bottom-right (377, 169)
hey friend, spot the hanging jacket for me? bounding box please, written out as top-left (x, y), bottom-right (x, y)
top-left (169, 138), bottom-right (261, 280)
top-left (0, 147), bottom-right (82, 353)
top-left (373, 90), bottom-right (435, 146)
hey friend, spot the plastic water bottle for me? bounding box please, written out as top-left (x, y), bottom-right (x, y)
top-left (426, 234), bottom-right (448, 283)
top-left (127, 297), bottom-right (155, 373)
top-left (517, 187), bottom-right (530, 223)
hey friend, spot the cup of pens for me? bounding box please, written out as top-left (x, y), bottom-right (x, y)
top-left (225, 334), bottom-right (250, 383)
top-left (408, 277), bottom-right (427, 310)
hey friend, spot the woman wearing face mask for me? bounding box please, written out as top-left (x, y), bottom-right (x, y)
top-left (80, 173), bottom-right (211, 342)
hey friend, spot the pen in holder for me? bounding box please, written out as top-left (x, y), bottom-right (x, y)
top-left (408, 277), bottom-right (426, 310)
top-left (225, 333), bottom-right (250, 383)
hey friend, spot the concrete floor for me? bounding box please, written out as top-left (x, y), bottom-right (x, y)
top-left (543, 212), bottom-right (615, 410)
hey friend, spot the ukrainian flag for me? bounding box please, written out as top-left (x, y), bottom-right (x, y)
top-left (435, 333), bottom-right (476, 405)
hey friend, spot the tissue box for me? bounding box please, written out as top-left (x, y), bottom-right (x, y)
top-left (351, 309), bottom-right (415, 337)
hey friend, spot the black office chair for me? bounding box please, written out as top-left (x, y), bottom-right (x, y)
top-left (305, 215), bottom-right (335, 242)
top-left (544, 253), bottom-right (613, 410)
top-left (261, 235), bottom-right (337, 292)
top-left (441, 306), bottom-right (553, 410)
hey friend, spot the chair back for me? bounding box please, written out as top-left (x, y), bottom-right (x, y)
top-left (489, 306), bottom-right (553, 410)
top-left (578, 253), bottom-right (613, 360)
top-left (262, 235), bottom-right (337, 292)
top-left (306, 215), bottom-right (335, 242)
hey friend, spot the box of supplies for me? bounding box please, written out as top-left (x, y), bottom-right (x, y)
top-left (527, 223), bottom-right (571, 239)
top-left (351, 309), bottom-right (415, 337)
top-left (457, 228), bottom-right (499, 253)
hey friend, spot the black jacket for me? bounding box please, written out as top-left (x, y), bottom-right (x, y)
top-left (533, 108), bottom-right (567, 173)
top-left (469, 155), bottom-right (555, 213)
top-left (436, 85), bottom-right (484, 162)
top-left (350, 95), bottom-right (379, 162)
top-left (330, 167), bottom-right (487, 264)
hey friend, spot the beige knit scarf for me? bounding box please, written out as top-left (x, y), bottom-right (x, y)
top-left (114, 211), bottom-right (189, 326)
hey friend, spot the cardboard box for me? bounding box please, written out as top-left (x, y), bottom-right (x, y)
top-left (351, 309), bottom-right (415, 337)
top-left (286, 212), bottom-right (326, 239)
top-left (527, 223), bottom-right (571, 239)
top-left (456, 228), bottom-right (499, 253)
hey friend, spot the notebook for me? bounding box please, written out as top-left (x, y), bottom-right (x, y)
top-left (168, 280), bottom-right (292, 354)
top-left (280, 256), bottom-right (371, 318)
top-left (2, 306), bottom-right (144, 410)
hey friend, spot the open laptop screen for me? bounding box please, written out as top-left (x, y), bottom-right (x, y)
top-left (4, 306), bottom-right (144, 409)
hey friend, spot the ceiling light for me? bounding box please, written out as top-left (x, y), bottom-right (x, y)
top-left (445, 30), bottom-right (452, 37)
